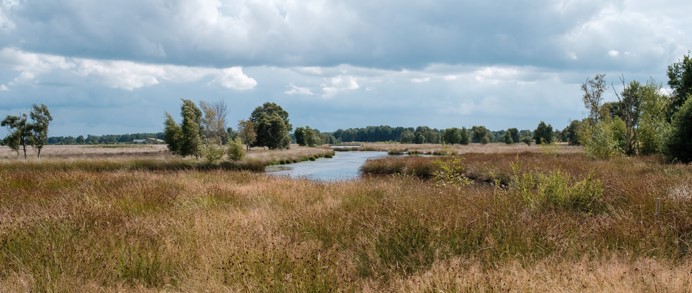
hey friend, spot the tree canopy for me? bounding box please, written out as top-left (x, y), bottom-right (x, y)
top-left (249, 102), bottom-right (292, 150)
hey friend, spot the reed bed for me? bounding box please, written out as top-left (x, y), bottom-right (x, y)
top-left (0, 151), bottom-right (690, 292)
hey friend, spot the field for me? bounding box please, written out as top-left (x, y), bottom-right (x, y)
top-left (1, 144), bottom-right (691, 292)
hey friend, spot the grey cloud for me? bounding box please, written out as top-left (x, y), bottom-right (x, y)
top-left (5, 0), bottom-right (681, 72)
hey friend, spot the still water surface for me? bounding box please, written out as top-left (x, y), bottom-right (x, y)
top-left (266, 151), bottom-right (387, 181)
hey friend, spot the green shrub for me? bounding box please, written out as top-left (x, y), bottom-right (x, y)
top-left (227, 137), bottom-right (245, 161)
top-left (202, 144), bottom-right (224, 163)
top-left (433, 156), bottom-right (471, 187)
top-left (511, 163), bottom-right (604, 213)
top-left (580, 121), bottom-right (622, 160)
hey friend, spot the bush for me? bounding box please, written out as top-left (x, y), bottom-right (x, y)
top-left (227, 137), bottom-right (245, 161)
top-left (432, 156), bottom-right (471, 187)
top-left (511, 163), bottom-right (604, 213)
top-left (202, 144), bottom-right (224, 163)
top-left (580, 122), bottom-right (622, 160)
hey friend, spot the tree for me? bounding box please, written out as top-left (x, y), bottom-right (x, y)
top-left (480, 134), bottom-right (490, 145)
top-left (1, 129), bottom-right (21, 158)
top-left (413, 131), bottom-right (425, 144)
top-left (562, 120), bottom-right (582, 145)
top-left (1, 113), bottom-right (30, 159)
top-left (582, 74), bottom-right (607, 123)
top-left (665, 97), bottom-right (692, 163)
top-left (294, 127), bottom-right (307, 146)
top-left (305, 128), bottom-right (322, 147)
top-left (533, 121), bottom-right (553, 144)
top-left (29, 104), bottom-right (52, 159)
top-left (667, 53), bottom-right (692, 119)
top-left (503, 131), bottom-right (513, 144)
top-left (508, 128), bottom-right (519, 144)
top-left (199, 100), bottom-right (228, 145)
top-left (442, 128), bottom-right (461, 145)
top-left (639, 80), bottom-right (671, 155)
top-left (180, 99), bottom-right (203, 158)
top-left (459, 127), bottom-right (469, 145)
top-left (249, 102), bottom-right (291, 150)
top-left (295, 126), bottom-right (321, 147)
top-left (471, 126), bottom-right (490, 143)
top-left (612, 77), bottom-right (643, 155)
top-left (400, 129), bottom-right (414, 143)
top-left (237, 120), bottom-right (256, 151)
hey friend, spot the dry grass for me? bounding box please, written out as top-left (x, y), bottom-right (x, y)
top-left (0, 150), bottom-right (690, 292)
top-left (358, 142), bottom-right (584, 155)
top-left (0, 144), bottom-right (333, 161)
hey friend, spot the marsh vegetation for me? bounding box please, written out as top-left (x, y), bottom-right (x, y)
top-left (1, 145), bottom-right (690, 292)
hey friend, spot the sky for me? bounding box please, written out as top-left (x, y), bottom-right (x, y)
top-left (1, 0), bottom-right (691, 137)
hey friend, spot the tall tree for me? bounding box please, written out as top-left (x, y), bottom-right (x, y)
top-left (533, 121), bottom-right (554, 144)
top-left (180, 99), bottom-right (203, 158)
top-left (471, 126), bottom-right (490, 144)
top-left (199, 100), bottom-right (228, 145)
top-left (582, 74), bottom-right (607, 123)
top-left (294, 127), bottom-right (307, 146)
top-left (249, 102), bottom-right (292, 150)
top-left (163, 112), bottom-right (183, 155)
top-left (503, 131), bottom-right (513, 144)
top-left (400, 129), bottom-right (414, 143)
top-left (562, 120), bottom-right (582, 146)
top-left (639, 81), bottom-right (671, 155)
top-left (29, 104), bottom-right (52, 159)
top-left (508, 128), bottom-right (519, 144)
top-left (460, 127), bottom-right (470, 145)
top-left (442, 128), bottom-right (461, 145)
top-left (237, 119), bottom-right (257, 151)
top-left (667, 53), bottom-right (692, 119)
top-left (1, 113), bottom-right (31, 159)
top-left (612, 77), bottom-right (643, 155)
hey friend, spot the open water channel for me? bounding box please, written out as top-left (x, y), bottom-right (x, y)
top-left (266, 151), bottom-right (388, 181)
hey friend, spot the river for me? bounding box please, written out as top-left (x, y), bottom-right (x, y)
top-left (266, 151), bottom-right (387, 181)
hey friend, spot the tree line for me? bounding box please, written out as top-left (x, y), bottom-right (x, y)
top-left (47, 133), bottom-right (166, 145)
top-left (328, 125), bottom-right (554, 146)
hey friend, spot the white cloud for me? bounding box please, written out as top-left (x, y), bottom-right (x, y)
top-left (211, 67), bottom-right (257, 90)
top-left (608, 50), bottom-right (620, 57)
top-left (285, 83), bottom-right (315, 96)
top-left (0, 84), bottom-right (8, 91)
top-left (322, 75), bottom-right (359, 97)
top-left (0, 48), bottom-right (256, 91)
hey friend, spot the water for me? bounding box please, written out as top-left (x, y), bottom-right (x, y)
top-left (266, 151), bottom-right (387, 181)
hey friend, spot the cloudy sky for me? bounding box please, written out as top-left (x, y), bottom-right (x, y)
top-left (1, 0), bottom-right (691, 136)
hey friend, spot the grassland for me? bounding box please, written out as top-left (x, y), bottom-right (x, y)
top-left (0, 145), bottom-right (690, 292)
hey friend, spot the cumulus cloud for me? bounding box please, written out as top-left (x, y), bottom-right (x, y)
top-left (0, 48), bottom-right (256, 91)
top-left (322, 76), bottom-right (359, 97)
top-left (211, 67), bottom-right (257, 90)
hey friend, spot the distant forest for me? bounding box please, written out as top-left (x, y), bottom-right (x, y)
top-left (47, 125), bottom-right (564, 145)
top-left (48, 133), bottom-right (165, 145)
